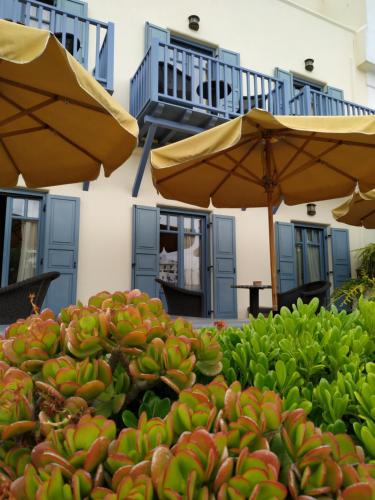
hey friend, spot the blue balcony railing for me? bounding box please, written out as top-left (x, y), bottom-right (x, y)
top-left (290, 86), bottom-right (375, 116)
top-left (130, 40), bottom-right (285, 119)
top-left (0, 0), bottom-right (114, 92)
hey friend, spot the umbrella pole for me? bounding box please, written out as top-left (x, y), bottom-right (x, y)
top-left (267, 191), bottom-right (278, 311)
top-left (264, 137), bottom-right (278, 312)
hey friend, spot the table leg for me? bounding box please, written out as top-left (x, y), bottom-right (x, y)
top-left (249, 288), bottom-right (260, 316)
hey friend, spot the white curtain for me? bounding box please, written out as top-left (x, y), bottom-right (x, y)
top-left (17, 221), bottom-right (38, 282)
top-left (184, 234), bottom-right (200, 288)
top-left (307, 245), bottom-right (321, 282)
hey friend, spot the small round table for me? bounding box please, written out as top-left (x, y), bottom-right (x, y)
top-left (232, 284), bottom-right (272, 316)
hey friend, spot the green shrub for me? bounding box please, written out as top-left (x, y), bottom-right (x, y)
top-left (219, 297), bottom-right (375, 456)
top-left (1, 290), bottom-right (375, 498)
top-left (7, 378), bottom-right (375, 499)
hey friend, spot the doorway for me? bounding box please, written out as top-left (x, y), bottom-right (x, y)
top-left (158, 209), bottom-right (209, 316)
top-left (0, 194), bottom-right (43, 287)
top-left (294, 224), bottom-right (327, 286)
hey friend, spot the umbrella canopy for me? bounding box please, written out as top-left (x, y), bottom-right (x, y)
top-left (151, 108), bottom-right (375, 310)
top-left (0, 20), bottom-right (138, 187)
top-left (332, 189), bottom-right (375, 228)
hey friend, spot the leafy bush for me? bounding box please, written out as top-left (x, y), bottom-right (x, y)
top-left (219, 297), bottom-right (375, 456)
top-left (6, 377), bottom-right (375, 499)
top-left (1, 290), bottom-right (375, 498)
top-left (332, 242), bottom-right (375, 307)
top-left (0, 289), bottom-right (223, 496)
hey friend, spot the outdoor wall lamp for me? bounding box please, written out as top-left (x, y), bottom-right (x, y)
top-left (188, 15), bottom-right (200, 31)
top-left (307, 203), bottom-right (317, 216)
top-left (304, 58), bottom-right (314, 72)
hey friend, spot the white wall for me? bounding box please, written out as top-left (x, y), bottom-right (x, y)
top-left (46, 0), bottom-right (375, 317)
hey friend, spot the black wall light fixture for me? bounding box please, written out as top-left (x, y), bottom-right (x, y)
top-left (307, 203), bottom-right (317, 216)
top-left (304, 58), bottom-right (314, 72)
top-left (188, 15), bottom-right (200, 31)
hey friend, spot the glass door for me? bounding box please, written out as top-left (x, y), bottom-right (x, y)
top-left (159, 210), bottom-right (208, 315)
top-left (295, 225), bottom-right (326, 286)
top-left (1, 196), bottom-right (42, 287)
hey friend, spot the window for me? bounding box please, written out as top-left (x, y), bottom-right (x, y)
top-left (159, 211), bottom-right (205, 291)
top-left (292, 76), bottom-right (323, 96)
top-left (170, 34), bottom-right (215, 57)
top-left (294, 225), bottom-right (326, 286)
top-left (0, 193), bottom-right (43, 287)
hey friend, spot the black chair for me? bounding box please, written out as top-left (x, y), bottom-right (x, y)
top-left (155, 278), bottom-right (204, 317)
top-left (0, 272), bottom-right (60, 324)
top-left (257, 280), bottom-right (330, 316)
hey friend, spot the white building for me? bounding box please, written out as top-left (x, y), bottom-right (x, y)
top-left (1, 0), bottom-right (375, 318)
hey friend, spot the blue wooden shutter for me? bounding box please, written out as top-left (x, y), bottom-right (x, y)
top-left (132, 205), bottom-right (160, 298)
top-left (275, 222), bottom-right (297, 293)
top-left (331, 228), bottom-right (351, 288)
top-left (43, 195), bottom-right (80, 314)
top-left (325, 86), bottom-right (344, 100)
top-left (0, 1), bottom-right (23, 22)
top-left (217, 48), bottom-right (241, 115)
top-left (325, 86), bottom-right (344, 115)
top-left (274, 68), bottom-right (293, 114)
top-left (212, 215), bottom-right (237, 318)
top-left (55, 0), bottom-right (88, 64)
top-left (145, 22), bottom-right (170, 61)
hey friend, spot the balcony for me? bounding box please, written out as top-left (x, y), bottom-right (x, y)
top-left (290, 86), bottom-right (375, 116)
top-left (130, 39), bottom-right (284, 147)
top-left (0, 0), bottom-right (114, 92)
top-left (130, 40), bottom-right (375, 196)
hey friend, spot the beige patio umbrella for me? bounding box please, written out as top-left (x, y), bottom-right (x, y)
top-left (0, 20), bottom-right (138, 187)
top-left (151, 109), bottom-right (375, 310)
top-left (332, 189), bottom-right (375, 228)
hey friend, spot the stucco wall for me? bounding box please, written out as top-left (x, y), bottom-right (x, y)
top-left (46, 0), bottom-right (375, 317)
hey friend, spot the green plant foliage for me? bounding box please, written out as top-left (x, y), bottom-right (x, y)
top-left (219, 297), bottom-right (375, 455)
top-left (8, 378), bottom-right (375, 499)
top-left (1, 290), bottom-right (375, 497)
top-left (0, 288), bottom-right (224, 497)
top-left (122, 390), bottom-right (171, 428)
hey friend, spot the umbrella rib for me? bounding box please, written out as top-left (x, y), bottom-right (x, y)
top-left (276, 133), bottom-right (316, 180)
top-left (0, 125), bottom-right (46, 138)
top-left (0, 95), bottom-right (56, 128)
top-left (0, 138), bottom-right (21, 174)
top-left (210, 139), bottom-right (261, 197)
top-left (205, 159), bottom-right (263, 186)
top-left (279, 139), bottom-right (356, 183)
top-left (155, 135), bottom-right (261, 185)
top-left (1, 92), bottom-right (101, 164)
top-left (0, 76), bottom-right (108, 115)
top-left (285, 132), bottom-right (375, 150)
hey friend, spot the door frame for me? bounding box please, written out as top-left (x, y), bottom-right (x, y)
top-left (292, 221), bottom-right (329, 286)
top-left (0, 189), bottom-right (47, 287)
top-left (158, 207), bottom-right (210, 317)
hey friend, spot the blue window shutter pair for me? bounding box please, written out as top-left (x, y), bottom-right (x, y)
top-left (132, 206), bottom-right (237, 318)
top-left (275, 222), bottom-right (351, 293)
top-left (42, 195), bottom-right (80, 314)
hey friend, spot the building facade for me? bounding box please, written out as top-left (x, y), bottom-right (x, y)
top-left (1, 0), bottom-right (375, 317)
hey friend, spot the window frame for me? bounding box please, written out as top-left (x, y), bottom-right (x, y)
top-left (169, 33), bottom-right (216, 57)
top-left (158, 207), bottom-right (210, 316)
top-left (293, 222), bottom-right (328, 286)
top-left (0, 189), bottom-right (46, 287)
